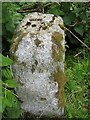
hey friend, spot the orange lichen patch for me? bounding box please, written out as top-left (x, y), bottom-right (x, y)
top-left (52, 32), bottom-right (63, 45)
top-left (52, 66), bottom-right (66, 107)
top-left (34, 38), bottom-right (42, 47)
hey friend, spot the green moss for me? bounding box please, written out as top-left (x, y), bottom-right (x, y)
top-left (59, 24), bottom-right (65, 30)
top-left (52, 44), bottom-right (63, 62)
top-left (52, 32), bottom-right (63, 45)
top-left (10, 54), bottom-right (18, 61)
top-left (52, 66), bottom-right (66, 107)
top-left (51, 32), bottom-right (65, 62)
top-left (51, 32), bottom-right (64, 62)
top-left (11, 32), bottom-right (27, 53)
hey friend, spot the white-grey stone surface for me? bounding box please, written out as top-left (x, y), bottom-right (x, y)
top-left (10, 12), bottom-right (66, 117)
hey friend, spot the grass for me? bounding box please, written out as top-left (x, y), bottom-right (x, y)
top-left (64, 51), bottom-right (90, 118)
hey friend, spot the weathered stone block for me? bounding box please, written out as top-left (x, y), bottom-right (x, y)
top-left (10, 12), bottom-right (66, 117)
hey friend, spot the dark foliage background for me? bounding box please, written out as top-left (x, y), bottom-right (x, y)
top-left (1, 2), bottom-right (90, 119)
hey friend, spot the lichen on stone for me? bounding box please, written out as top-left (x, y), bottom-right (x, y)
top-left (59, 23), bottom-right (65, 30)
top-left (52, 66), bottom-right (66, 107)
top-left (11, 32), bottom-right (27, 53)
top-left (52, 32), bottom-right (63, 45)
top-left (52, 43), bottom-right (63, 62)
top-left (51, 32), bottom-right (64, 62)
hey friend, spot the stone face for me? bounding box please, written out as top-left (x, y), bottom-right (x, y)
top-left (10, 12), bottom-right (66, 117)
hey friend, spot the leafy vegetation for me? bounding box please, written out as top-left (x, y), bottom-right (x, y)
top-left (1, 2), bottom-right (90, 119)
top-left (0, 54), bottom-right (21, 119)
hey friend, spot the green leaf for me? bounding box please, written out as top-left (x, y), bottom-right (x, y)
top-left (63, 16), bottom-right (72, 25)
top-left (5, 80), bottom-right (17, 88)
top-left (2, 68), bottom-right (13, 79)
top-left (5, 91), bottom-right (16, 107)
top-left (48, 6), bottom-right (65, 16)
top-left (0, 96), bottom-right (3, 112)
top-left (6, 22), bottom-right (15, 32)
top-left (6, 107), bottom-right (21, 118)
top-left (2, 97), bottom-right (12, 108)
top-left (80, 13), bottom-right (86, 20)
top-left (69, 13), bottom-right (76, 21)
top-left (63, 13), bottom-right (76, 25)
top-left (0, 80), bottom-right (2, 92)
top-left (74, 24), bottom-right (84, 36)
top-left (0, 54), bottom-right (13, 67)
top-left (3, 90), bottom-right (19, 108)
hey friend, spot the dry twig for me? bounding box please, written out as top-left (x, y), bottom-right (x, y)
top-left (65, 27), bottom-right (90, 51)
top-left (74, 52), bottom-right (82, 58)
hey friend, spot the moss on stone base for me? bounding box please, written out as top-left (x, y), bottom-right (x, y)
top-left (52, 66), bottom-right (66, 107)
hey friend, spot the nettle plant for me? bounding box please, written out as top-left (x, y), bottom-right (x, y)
top-left (0, 54), bottom-right (21, 118)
